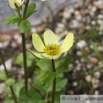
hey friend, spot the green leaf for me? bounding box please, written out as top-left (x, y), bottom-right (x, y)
top-left (56, 68), bottom-right (70, 74)
top-left (55, 57), bottom-right (66, 68)
top-left (15, 53), bottom-right (23, 64)
top-left (42, 71), bottom-right (56, 85)
top-left (56, 57), bottom-right (73, 70)
top-left (5, 78), bottom-right (16, 86)
top-left (26, 3), bottom-right (37, 19)
top-left (33, 77), bottom-right (47, 94)
top-left (91, 42), bottom-right (102, 60)
top-left (56, 78), bottom-right (68, 92)
top-left (0, 70), bottom-right (7, 81)
top-left (36, 59), bottom-right (52, 71)
top-left (3, 15), bottom-right (21, 24)
top-left (18, 20), bottom-right (31, 33)
top-left (48, 90), bottom-right (65, 102)
top-left (15, 51), bottom-right (36, 67)
top-left (47, 78), bottom-right (68, 92)
top-left (4, 96), bottom-right (14, 103)
top-left (22, 4), bottom-right (25, 17)
top-left (19, 88), bottom-right (44, 103)
top-left (13, 79), bottom-right (24, 98)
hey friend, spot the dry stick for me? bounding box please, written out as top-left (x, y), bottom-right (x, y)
top-left (0, 50), bottom-right (18, 103)
top-left (51, 59), bottom-right (56, 103)
top-left (21, 0), bottom-right (30, 92)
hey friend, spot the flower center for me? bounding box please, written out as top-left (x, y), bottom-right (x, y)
top-left (43, 43), bottom-right (60, 55)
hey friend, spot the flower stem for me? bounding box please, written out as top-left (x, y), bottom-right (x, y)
top-left (21, 0), bottom-right (30, 92)
top-left (51, 59), bottom-right (56, 103)
top-left (22, 33), bottom-right (28, 92)
top-left (0, 50), bottom-right (18, 103)
top-left (17, 8), bottom-right (21, 17)
top-left (23, 0), bottom-right (30, 19)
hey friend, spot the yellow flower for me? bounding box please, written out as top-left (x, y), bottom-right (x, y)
top-left (29, 29), bottom-right (74, 60)
top-left (8, 0), bottom-right (24, 9)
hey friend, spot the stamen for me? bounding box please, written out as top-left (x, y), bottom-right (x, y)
top-left (43, 43), bottom-right (60, 55)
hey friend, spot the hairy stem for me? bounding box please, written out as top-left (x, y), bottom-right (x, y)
top-left (51, 59), bottom-right (56, 103)
top-left (0, 50), bottom-right (18, 103)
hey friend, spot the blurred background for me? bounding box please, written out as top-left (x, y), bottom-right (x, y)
top-left (0, 0), bottom-right (103, 102)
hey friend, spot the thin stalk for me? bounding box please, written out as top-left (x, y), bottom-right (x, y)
top-left (17, 8), bottom-right (21, 17)
top-left (51, 59), bottom-right (56, 103)
top-left (22, 33), bottom-right (28, 92)
top-left (23, 0), bottom-right (30, 19)
top-left (0, 50), bottom-right (18, 103)
top-left (21, 0), bottom-right (30, 92)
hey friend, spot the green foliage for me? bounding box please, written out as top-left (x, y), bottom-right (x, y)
top-left (25, 3), bottom-right (37, 19)
top-left (42, 71), bottom-right (56, 85)
top-left (22, 3), bottom-right (37, 19)
top-left (47, 78), bottom-right (68, 92)
top-left (48, 90), bottom-right (65, 102)
top-left (3, 15), bottom-right (21, 24)
top-left (91, 41), bottom-right (102, 60)
top-left (5, 78), bottom-right (16, 86)
top-left (4, 79), bottom-right (24, 103)
top-left (0, 70), bottom-right (7, 81)
top-left (18, 20), bottom-right (31, 33)
top-left (33, 75), bottom-right (67, 94)
top-left (15, 51), bottom-right (36, 67)
top-left (33, 77), bottom-right (47, 94)
top-left (36, 59), bottom-right (52, 71)
top-left (4, 96), bottom-right (14, 103)
top-left (56, 57), bottom-right (73, 70)
top-left (19, 88), bottom-right (44, 103)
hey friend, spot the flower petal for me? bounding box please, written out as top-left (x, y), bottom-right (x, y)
top-left (17, 0), bottom-right (21, 3)
top-left (32, 33), bottom-right (44, 52)
top-left (41, 53), bottom-right (53, 60)
top-left (60, 33), bottom-right (74, 53)
top-left (53, 52), bottom-right (67, 60)
top-left (8, 4), bottom-right (15, 9)
top-left (20, 0), bottom-right (25, 5)
top-left (44, 29), bottom-right (58, 45)
top-left (28, 49), bottom-right (43, 59)
top-left (8, 0), bottom-right (15, 5)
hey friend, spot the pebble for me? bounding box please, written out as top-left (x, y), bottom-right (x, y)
top-left (98, 46), bottom-right (103, 52)
top-left (3, 34), bottom-right (11, 41)
top-left (87, 64), bottom-right (93, 69)
top-left (14, 34), bottom-right (20, 40)
top-left (31, 28), bottom-right (38, 33)
top-left (0, 43), bottom-right (3, 48)
top-left (85, 75), bottom-right (91, 82)
top-left (0, 58), bottom-right (13, 71)
top-left (0, 83), bottom-right (5, 94)
top-left (70, 20), bottom-right (80, 28)
top-left (94, 90), bottom-right (99, 95)
top-left (3, 41), bottom-right (10, 48)
top-left (73, 81), bottom-right (78, 87)
top-left (62, 11), bottom-right (71, 19)
top-left (11, 42), bottom-right (17, 48)
top-left (57, 23), bottom-right (65, 29)
top-left (77, 40), bottom-right (87, 49)
top-left (26, 43), bottom-right (32, 49)
top-left (92, 78), bottom-right (100, 88)
top-left (89, 57), bottom-right (99, 64)
top-left (94, 71), bottom-right (101, 78)
top-left (77, 51), bottom-right (82, 56)
top-left (17, 36), bottom-right (22, 44)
